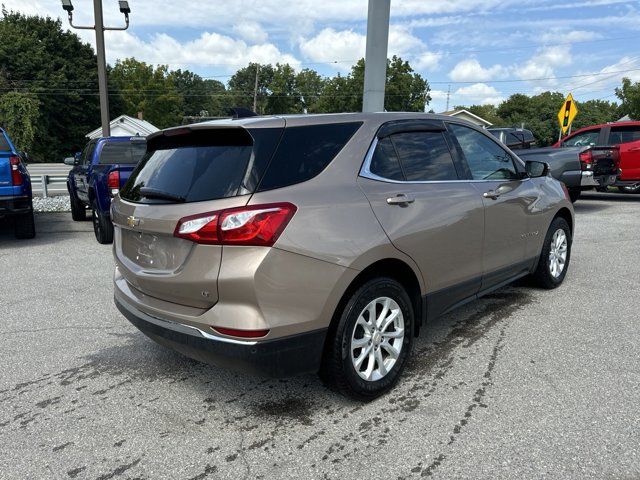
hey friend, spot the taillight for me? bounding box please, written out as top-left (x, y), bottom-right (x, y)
top-left (107, 170), bottom-right (120, 196)
top-left (579, 150), bottom-right (593, 171)
top-left (212, 326), bottom-right (270, 338)
top-left (174, 202), bottom-right (297, 246)
top-left (9, 156), bottom-right (23, 186)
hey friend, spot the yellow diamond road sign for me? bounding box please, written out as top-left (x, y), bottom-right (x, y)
top-left (558, 93), bottom-right (578, 135)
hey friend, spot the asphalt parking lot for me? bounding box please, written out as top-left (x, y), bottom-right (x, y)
top-left (0, 192), bottom-right (638, 480)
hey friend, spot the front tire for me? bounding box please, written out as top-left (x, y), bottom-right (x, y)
top-left (91, 200), bottom-right (113, 244)
top-left (320, 277), bottom-right (414, 400)
top-left (532, 217), bottom-right (572, 289)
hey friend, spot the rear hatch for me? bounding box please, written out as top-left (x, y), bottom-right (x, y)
top-left (112, 121), bottom-right (284, 308)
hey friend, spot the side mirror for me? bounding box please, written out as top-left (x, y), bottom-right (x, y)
top-left (64, 157), bottom-right (76, 166)
top-left (525, 160), bottom-right (549, 178)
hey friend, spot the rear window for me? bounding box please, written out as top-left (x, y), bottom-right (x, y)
top-left (0, 133), bottom-right (11, 151)
top-left (99, 141), bottom-right (147, 164)
top-left (120, 128), bottom-right (281, 204)
top-left (257, 122), bottom-right (362, 191)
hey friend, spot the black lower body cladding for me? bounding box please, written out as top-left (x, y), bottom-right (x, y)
top-left (115, 297), bottom-right (327, 378)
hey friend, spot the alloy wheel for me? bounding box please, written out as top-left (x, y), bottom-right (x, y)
top-left (549, 228), bottom-right (568, 278)
top-left (350, 296), bottom-right (405, 382)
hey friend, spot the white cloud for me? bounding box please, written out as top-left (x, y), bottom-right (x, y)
top-left (232, 21), bottom-right (268, 44)
top-left (454, 83), bottom-right (504, 105)
top-left (298, 25), bottom-right (440, 71)
top-left (104, 31), bottom-right (300, 70)
top-left (449, 59), bottom-right (507, 82)
top-left (514, 46), bottom-right (567, 84)
top-left (539, 30), bottom-right (601, 44)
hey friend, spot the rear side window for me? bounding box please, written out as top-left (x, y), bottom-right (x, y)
top-left (390, 131), bottom-right (458, 181)
top-left (257, 122), bottom-right (362, 191)
top-left (370, 137), bottom-right (404, 181)
top-left (99, 141), bottom-right (147, 164)
top-left (120, 128), bottom-right (281, 204)
top-left (607, 125), bottom-right (640, 145)
top-left (0, 133), bottom-right (10, 151)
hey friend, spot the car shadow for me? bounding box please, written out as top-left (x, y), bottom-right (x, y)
top-left (580, 192), bottom-right (640, 203)
top-left (0, 212), bottom-right (93, 248)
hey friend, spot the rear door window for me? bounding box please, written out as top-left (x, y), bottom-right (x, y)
top-left (562, 129), bottom-right (600, 147)
top-left (257, 122), bottom-right (362, 191)
top-left (389, 131), bottom-right (458, 181)
top-left (607, 125), bottom-right (640, 145)
top-left (99, 141), bottom-right (147, 164)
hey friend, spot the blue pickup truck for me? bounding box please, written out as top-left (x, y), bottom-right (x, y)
top-left (66, 136), bottom-right (146, 244)
top-left (0, 128), bottom-right (35, 239)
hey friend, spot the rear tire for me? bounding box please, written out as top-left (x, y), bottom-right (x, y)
top-left (92, 200), bottom-right (113, 244)
top-left (70, 193), bottom-right (86, 221)
top-left (618, 185), bottom-right (640, 194)
top-left (531, 217), bottom-right (571, 289)
top-left (14, 209), bottom-right (35, 239)
top-left (568, 189), bottom-right (581, 203)
top-left (319, 277), bottom-right (414, 401)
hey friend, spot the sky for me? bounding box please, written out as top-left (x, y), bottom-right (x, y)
top-left (4, 0), bottom-right (640, 113)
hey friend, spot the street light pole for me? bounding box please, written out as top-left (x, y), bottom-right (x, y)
top-left (362, 0), bottom-right (391, 113)
top-left (61, 0), bottom-right (131, 137)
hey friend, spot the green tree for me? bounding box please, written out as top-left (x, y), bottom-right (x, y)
top-left (0, 92), bottom-right (40, 152)
top-left (615, 77), bottom-right (640, 120)
top-left (498, 91), bottom-right (565, 146)
top-left (0, 9), bottom-right (100, 161)
top-left (170, 69), bottom-right (227, 117)
top-left (109, 58), bottom-right (183, 128)
top-left (295, 69), bottom-right (325, 113)
top-left (573, 99), bottom-right (619, 129)
top-left (227, 63), bottom-right (274, 114)
top-left (265, 63), bottom-right (299, 114)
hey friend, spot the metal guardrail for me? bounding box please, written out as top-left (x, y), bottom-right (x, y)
top-left (31, 175), bottom-right (67, 198)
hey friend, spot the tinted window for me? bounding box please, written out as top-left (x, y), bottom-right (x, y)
top-left (390, 131), bottom-right (458, 181)
top-left (258, 122), bottom-right (362, 191)
top-left (607, 125), bottom-right (640, 145)
top-left (449, 124), bottom-right (519, 180)
top-left (562, 129), bottom-right (600, 147)
top-left (369, 137), bottom-right (404, 181)
top-left (0, 133), bottom-right (10, 151)
top-left (99, 141), bottom-right (147, 164)
top-left (121, 128), bottom-right (281, 204)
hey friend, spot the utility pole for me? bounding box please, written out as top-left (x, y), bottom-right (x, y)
top-left (61, 0), bottom-right (131, 137)
top-left (445, 84), bottom-right (451, 111)
top-left (253, 64), bottom-right (260, 114)
top-left (362, 0), bottom-right (391, 112)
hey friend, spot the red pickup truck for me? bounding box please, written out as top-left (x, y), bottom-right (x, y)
top-left (554, 121), bottom-right (640, 193)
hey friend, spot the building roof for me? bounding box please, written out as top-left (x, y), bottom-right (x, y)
top-left (86, 114), bottom-right (159, 139)
top-left (438, 109), bottom-right (493, 127)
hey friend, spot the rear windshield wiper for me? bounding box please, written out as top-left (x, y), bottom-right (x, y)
top-left (139, 187), bottom-right (186, 203)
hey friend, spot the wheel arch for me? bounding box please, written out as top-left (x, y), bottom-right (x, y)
top-left (554, 207), bottom-right (574, 235)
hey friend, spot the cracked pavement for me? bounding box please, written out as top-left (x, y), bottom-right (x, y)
top-left (0, 191), bottom-right (639, 479)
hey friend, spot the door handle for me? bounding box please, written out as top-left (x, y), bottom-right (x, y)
top-left (483, 190), bottom-right (501, 200)
top-left (386, 194), bottom-right (415, 206)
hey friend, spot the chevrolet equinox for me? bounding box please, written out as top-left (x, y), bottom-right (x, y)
top-left (112, 113), bottom-right (574, 400)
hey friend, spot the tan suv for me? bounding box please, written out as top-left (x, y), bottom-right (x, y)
top-left (112, 113), bottom-right (574, 399)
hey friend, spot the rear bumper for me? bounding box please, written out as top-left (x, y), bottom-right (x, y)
top-left (115, 295), bottom-right (327, 378)
top-left (580, 171), bottom-right (618, 188)
top-left (0, 195), bottom-right (32, 216)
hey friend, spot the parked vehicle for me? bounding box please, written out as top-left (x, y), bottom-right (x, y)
top-left (554, 121), bottom-right (640, 193)
top-left (0, 128), bottom-right (35, 239)
top-left (491, 127), bottom-right (620, 202)
top-left (112, 113), bottom-right (574, 400)
top-left (65, 136), bottom-right (146, 244)
top-left (488, 127), bottom-right (536, 149)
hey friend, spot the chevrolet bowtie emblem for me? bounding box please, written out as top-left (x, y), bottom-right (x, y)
top-left (127, 215), bottom-right (140, 227)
